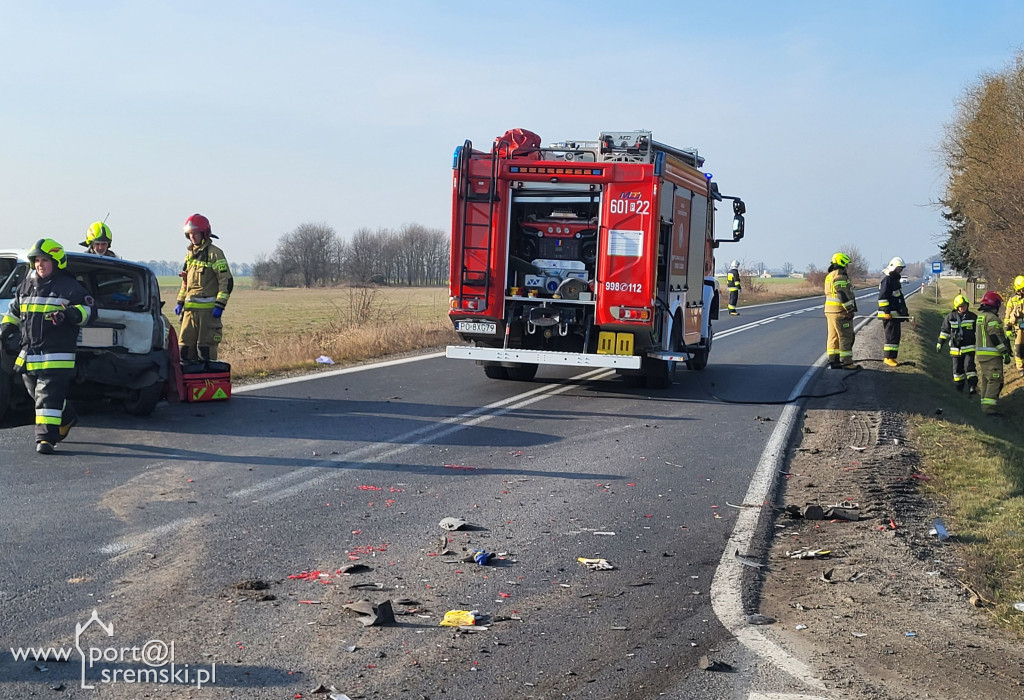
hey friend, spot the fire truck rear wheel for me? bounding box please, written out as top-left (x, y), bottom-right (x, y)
top-left (483, 365), bottom-right (510, 380)
top-left (644, 358), bottom-right (674, 389)
top-left (505, 364), bottom-right (538, 381)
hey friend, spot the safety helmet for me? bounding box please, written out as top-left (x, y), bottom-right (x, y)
top-left (80, 221), bottom-right (112, 247)
top-left (729, 260), bottom-right (739, 269)
top-left (1014, 275), bottom-right (1024, 292)
top-left (830, 252), bottom-right (851, 268)
top-left (183, 213), bottom-right (217, 239)
top-left (980, 290), bottom-right (1003, 308)
top-left (883, 256), bottom-right (906, 275)
top-left (27, 238), bottom-right (68, 270)
top-left (952, 294), bottom-right (969, 309)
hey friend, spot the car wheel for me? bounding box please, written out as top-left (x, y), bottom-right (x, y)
top-left (123, 380), bottom-right (164, 416)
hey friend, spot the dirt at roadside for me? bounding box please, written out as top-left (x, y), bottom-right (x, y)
top-left (758, 319), bottom-right (1024, 699)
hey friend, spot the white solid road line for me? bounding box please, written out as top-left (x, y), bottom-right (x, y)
top-left (99, 367), bottom-right (614, 553)
top-left (710, 358), bottom-right (830, 695)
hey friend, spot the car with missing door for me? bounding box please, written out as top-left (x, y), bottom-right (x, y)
top-left (0, 250), bottom-right (174, 421)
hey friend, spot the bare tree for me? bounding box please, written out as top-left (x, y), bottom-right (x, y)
top-left (839, 245), bottom-right (868, 283)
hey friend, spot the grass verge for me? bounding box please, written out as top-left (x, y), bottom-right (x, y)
top-left (167, 286), bottom-right (457, 381)
top-left (903, 279), bottom-right (1024, 636)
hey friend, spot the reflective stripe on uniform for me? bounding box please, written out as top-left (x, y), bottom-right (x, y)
top-left (17, 351), bottom-right (76, 371)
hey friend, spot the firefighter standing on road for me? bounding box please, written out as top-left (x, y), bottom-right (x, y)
top-left (0, 239), bottom-right (95, 454)
top-left (176, 214), bottom-right (233, 363)
top-left (824, 252), bottom-right (860, 369)
top-left (80, 222), bottom-right (117, 257)
top-left (726, 260), bottom-right (741, 316)
top-left (936, 294), bottom-right (978, 394)
top-left (877, 256), bottom-right (909, 367)
top-left (1002, 275), bottom-right (1024, 376)
top-left (976, 290), bottom-right (1011, 416)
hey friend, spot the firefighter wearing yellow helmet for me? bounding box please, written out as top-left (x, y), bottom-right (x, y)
top-left (1001, 275), bottom-right (1024, 375)
top-left (175, 214), bottom-right (233, 363)
top-left (936, 294), bottom-right (978, 394)
top-left (824, 252), bottom-right (859, 369)
top-left (877, 256), bottom-right (908, 367)
top-left (0, 239), bottom-right (95, 454)
top-left (80, 221), bottom-right (117, 257)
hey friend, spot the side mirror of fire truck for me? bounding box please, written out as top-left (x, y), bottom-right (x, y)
top-left (731, 199), bottom-right (746, 241)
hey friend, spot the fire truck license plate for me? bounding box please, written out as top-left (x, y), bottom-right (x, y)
top-left (456, 321), bottom-right (497, 335)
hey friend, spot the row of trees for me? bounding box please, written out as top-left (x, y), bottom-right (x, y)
top-left (940, 50), bottom-right (1024, 288)
top-left (252, 223), bottom-right (449, 288)
top-left (142, 260), bottom-right (255, 277)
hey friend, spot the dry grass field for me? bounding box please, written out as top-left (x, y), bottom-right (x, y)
top-left (160, 281), bottom-right (456, 380)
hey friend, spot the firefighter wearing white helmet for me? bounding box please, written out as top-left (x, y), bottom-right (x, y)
top-left (877, 256), bottom-right (908, 367)
top-left (0, 238), bottom-right (95, 454)
top-left (80, 221), bottom-right (117, 257)
top-left (824, 252), bottom-right (859, 369)
top-left (1001, 274), bottom-right (1024, 375)
top-left (175, 214), bottom-right (234, 363)
top-left (726, 260), bottom-right (741, 316)
top-left (936, 294), bottom-right (978, 394)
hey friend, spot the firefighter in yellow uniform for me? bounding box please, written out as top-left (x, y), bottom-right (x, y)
top-left (975, 291), bottom-right (1010, 416)
top-left (175, 214), bottom-right (233, 363)
top-left (726, 260), bottom-right (741, 315)
top-left (1002, 275), bottom-right (1024, 376)
top-left (824, 252), bottom-right (860, 369)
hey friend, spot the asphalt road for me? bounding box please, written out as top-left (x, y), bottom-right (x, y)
top-left (0, 285), bottom-right (913, 699)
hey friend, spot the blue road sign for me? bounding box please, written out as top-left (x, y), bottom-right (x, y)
top-left (932, 261), bottom-right (944, 273)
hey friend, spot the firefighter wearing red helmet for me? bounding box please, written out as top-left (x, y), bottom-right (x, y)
top-left (175, 214), bottom-right (234, 363)
top-left (976, 290), bottom-right (1010, 416)
top-left (0, 239), bottom-right (95, 454)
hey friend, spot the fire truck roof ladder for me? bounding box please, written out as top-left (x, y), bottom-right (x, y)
top-left (454, 140), bottom-right (500, 311)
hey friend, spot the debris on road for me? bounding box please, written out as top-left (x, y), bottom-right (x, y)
top-left (734, 550), bottom-right (766, 568)
top-left (746, 613), bottom-right (776, 625)
top-left (439, 517), bottom-right (470, 531)
top-left (786, 548), bottom-right (831, 560)
top-left (577, 557), bottom-right (615, 571)
top-left (931, 518), bottom-right (950, 541)
top-left (342, 600), bottom-right (396, 627)
top-left (698, 655), bottom-right (732, 671)
top-left (439, 610), bottom-right (476, 627)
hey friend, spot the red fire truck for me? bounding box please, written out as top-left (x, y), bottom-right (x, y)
top-left (447, 128), bottom-right (746, 387)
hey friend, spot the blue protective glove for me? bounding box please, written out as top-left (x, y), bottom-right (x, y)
top-left (212, 307), bottom-right (223, 319)
top-left (173, 303), bottom-right (183, 316)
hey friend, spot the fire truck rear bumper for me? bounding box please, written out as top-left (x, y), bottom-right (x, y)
top-left (445, 346), bottom-right (641, 369)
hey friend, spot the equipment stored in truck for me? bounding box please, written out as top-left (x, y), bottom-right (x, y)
top-left (446, 128), bottom-right (746, 387)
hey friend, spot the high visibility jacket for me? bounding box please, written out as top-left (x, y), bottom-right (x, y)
top-left (937, 309), bottom-right (977, 356)
top-left (177, 240), bottom-right (233, 311)
top-left (1003, 293), bottom-right (1024, 333)
top-left (824, 268), bottom-right (857, 315)
top-left (726, 267), bottom-right (741, 293)
top-left (877, 273), bottom-right (908, 318)
top-left (0, 269), bottom-right (94, 371)
top-left (975, 308), bottom-right (1008, 359)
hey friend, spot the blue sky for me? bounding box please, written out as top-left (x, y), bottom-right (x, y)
top-left (1, 1), bottom-right (1022, 270)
